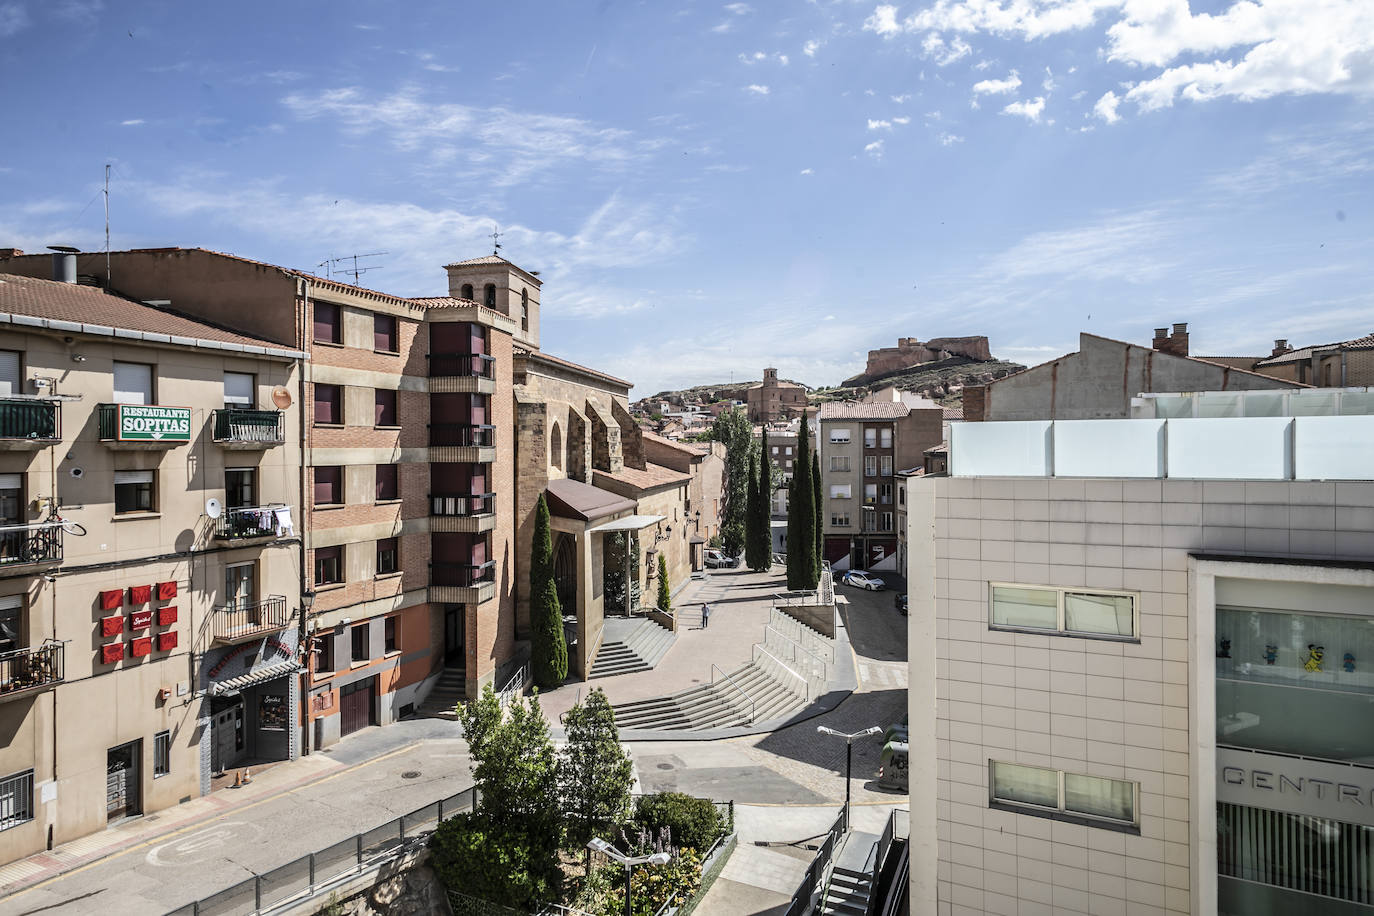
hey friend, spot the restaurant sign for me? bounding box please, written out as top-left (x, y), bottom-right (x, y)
top-left (118, 405), bottom-right (192, 442)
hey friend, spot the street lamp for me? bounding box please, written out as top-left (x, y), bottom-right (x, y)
top-left (817, 724), bottom-right (882, 826)
top-left (587, 837), bottom-right (672, 916)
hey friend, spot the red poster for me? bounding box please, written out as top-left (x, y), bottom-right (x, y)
top-left (101, 643), bottom-right (123, 664)
top-left (100, 616), bottom-right (124, 637)
top-left (130, 637), bottom-right (152, 658)
top-left (129, 584), bottom-right (152, 604)
top-left (157, 606), bottom-right (178, 626)
top-left (156, 631), bottom-right (177, 652)
top-left (156, 581), bottom-right (178, 600)
top-left (129, 610), bottom-right (153, 630)
top-left (100, 589), bottom-right (123, 611)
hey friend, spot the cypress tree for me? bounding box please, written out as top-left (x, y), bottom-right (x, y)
top-left (752, 427), bottom-right (773, 571)
top-left (787, 414), bottom-right (817, 590)
top-left (656, 553), bottom-right (671, 612)
top-left (744, 449), bottom-right (761, 570)
top-left (812, 449), bottom-right (823, 580)
top-left (530, 493), bottom-right (568, 688)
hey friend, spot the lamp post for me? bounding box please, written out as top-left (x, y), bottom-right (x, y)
top-left (587, 837), bottom-right (672, 916)
top-left (817, 724), bottom-right (882, 827)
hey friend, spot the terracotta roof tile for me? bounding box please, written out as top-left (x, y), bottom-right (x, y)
top-left (594, 463), bottom-right (691, 492)
top-left (818, 401), bottom-right (910, 420)
top-left (642, 430), bottom-right (708, 455)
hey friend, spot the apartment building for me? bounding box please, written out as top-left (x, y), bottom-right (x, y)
top-left (818, 401), bottom-right (941, 572)
top-left (0, 269), bottom-right (302, 863)
top-left (907, 405), bottom-right (1374, 915)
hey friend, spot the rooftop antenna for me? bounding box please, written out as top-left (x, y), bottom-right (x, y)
top-left (491, 224), bottom-right (503, 256)
top-left (103, 164), bottom-right (111, 286)
top-left (318, 252), bottom-right (388, 286)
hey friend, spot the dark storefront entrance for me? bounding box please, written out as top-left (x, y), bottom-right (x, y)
top-left (106, 740), bottom-right (141, 823)
top-left (443, 604), bottom-right (465, 667)
top-left (340, 677), bottom-right (374, 737)
top-left (211, 695), bottom-right (245, 773)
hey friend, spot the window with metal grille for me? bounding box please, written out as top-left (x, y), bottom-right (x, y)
top-left (154, 731), bottom-right (170, 777)
top-left (0, 770), bottom-right (33, 831)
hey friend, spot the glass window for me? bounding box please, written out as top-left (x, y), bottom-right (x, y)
top-left (0, 596), bottom-right (21, 653)
top-left (881, 512), bottom-right (893, 531)
top-left (1064, 592), bottom-right (1134, 637)
top-left (314, 466), bottom-right (342, 506)
top-left (830, 456), bottom-right (849, 471)
top-left (314, 384), bottom-right (341, 425)
top-left (990, 761), bottom-right (1059, 809)
top-left (113, 362), bottom-right (153, 405)
top-left (225, 562), bottom-right (256, 611)
top-left (865, 456), bottom-right (877, 477)
top-left (223, 372), bottom-right (254, 408)
top-left (991, 761), bottom-right (1137, 827)
top-left (831, 513), bottom-right (849, 527)
top-left (225, 468), bottom-right (255, 509)
top-left (865, 428), bottom-right (877, 448)
top-left (0, 770), bottom-right (34, 831)
top-left (385, 616), bottom-right (397, 653)
top-left (864, 484), bottom-right (877, 504)
top-left (316, 634), bottom-right (334, 674)
top-left (114, 470), bottom-right (155, 514)
top-left (881, 428), bottom-right (892, 448)
top-left (1064, 773), bottom-right (1134, 823)
top-left (880, 483), bottom-right (893, 504)
top-left (0, 351), bottom-right (20, 397)
top-left (830, 484), bottom-right (851, 499)
top-left (881, 455), bottom-right (893, 476)
top-left (375, 389), bottom-right (397, 426)
top-left (315, 546), bottom-right (343, 585)
top-left (377, 537), bottom-right (399, 575)
top-left (991, 586), bottom-right (1059, 630)
top-left (373, 314), bottom-right (398, 352)
top-left (351, 623), bottom-right (368, 662)
top-left (313, 302), bottom-right (341, 344)
top-left (375, 464), bottom-right (398, 501)
top-left (785, 446), bottom-right (792, 455)
top-left (153, 731), bottom-right (170, 777)
top-left (829, 428), bottom-right (850, 443)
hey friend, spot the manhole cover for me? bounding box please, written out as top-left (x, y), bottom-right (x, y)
top-left (656, 763), bottom-right (673, 770)
top-left (401, 771), bottom-right (421, 779)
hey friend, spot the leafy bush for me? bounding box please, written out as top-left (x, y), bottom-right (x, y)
top-left (431, 812), bottom-right (559, 911)
top-left (632, 793), bottom-right (724, 853)
top-left (595, 847), bottom-right (703, 916)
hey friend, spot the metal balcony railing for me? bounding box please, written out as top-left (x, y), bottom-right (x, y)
top-left (213, 595), bottom-right (290, 641)
top-left (429, 493), bottom-right (495, 517)
top-left (428, 424), bottom-right (495, 448)
top-left (213, 505), bottom-right (290, 540)
top-left (212, 409), bottom-right (285, 444)
top-left (0, 523), bottom-right (63, 567)
top-left (427, 352), bottom-right (495, 379)
top-left (429, 561), bottom-right (496, 588)
top-left (0, 642), bottom-right (63, 696)
top-left (0, 400), bottom-right (58, 442)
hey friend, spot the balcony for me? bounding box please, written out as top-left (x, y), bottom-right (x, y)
top-left (429, 493), bottom-right (496, 533)
top-left (428, 561), bottom-right (496, 605)
top-left (428, 423), bottom-right (496, 464)
top-left (213, 505), bottom-right (291, 541)
top-left (0, 400), bottom-right (59, 450)
top-left (213, 595), bottom-right (291, 643)
top-left (98, 404), bottom-right (191, 449)
top-left (0, 642), bottom-right (63, 701)
top-left (427, 353), bottom-right (496, 394)
top-left (212, 409), bottom-right (285, 449)
top-left (0, 523), bottom-right (63, 571)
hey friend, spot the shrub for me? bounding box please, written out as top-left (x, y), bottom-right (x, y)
top-left (431, 812), bottom-right (558, 910)
top-left (632, 793), bottom-right (724, 853)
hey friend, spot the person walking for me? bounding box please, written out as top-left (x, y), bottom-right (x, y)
top-left (702, 602), bottom-right (711, 629)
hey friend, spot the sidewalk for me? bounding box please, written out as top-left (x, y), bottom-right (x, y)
top-left (0, 716), bottom-right (466, 913)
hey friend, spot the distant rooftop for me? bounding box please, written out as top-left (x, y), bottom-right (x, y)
top-left (818, 401), bottom-right (910, 421)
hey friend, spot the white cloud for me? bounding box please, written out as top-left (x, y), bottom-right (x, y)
top-left (711, 21), bottom-right (733, 33)
top-left (1002, 96), bottom-right (1047, 121)
top-left (893, 115), bottom-right (912, 124)
top-left (863, 4), bottom-right (901, 36)
top-left (1042, 66), bottom-right (1057, 92)
top-left (740, 50), bottom-right (789, 66)
top-left (800, 168), bottom-right (813, 175)
top-left (0, 2), bottom-right (29, 36)
top-left (921, 32), bottom-right (972, 66)
top-left (803, 39), bottom-right (821, 57)
top-left (865, 139), bottom-right (885, 156)
top-left (891, 93), bottom-right (912, 103)
top-left (1093, 90), bottom-right (1121, 123)
top-left (745, 84), bottom-right (771, 95)
top-left (972, 70), bottom-right (1021, 95)
top-left (983, 209), bottom-right (1176, 282)
top-left (868, 119), bottom-right (893, 130)
top-left (53, 0), bottom-right (102, 25)
top-left (938, 132), bottom-right (965, 145)
top-left (120, 119), bottom-right (145, 126)
top-left (724, 2), bottom-right (752, 13)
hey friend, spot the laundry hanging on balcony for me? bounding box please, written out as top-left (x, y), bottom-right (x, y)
top-left (273, 505), bottom-right (294, 537)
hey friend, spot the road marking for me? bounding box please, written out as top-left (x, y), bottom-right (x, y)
top-left (146, 822), bottom-right (263, 867)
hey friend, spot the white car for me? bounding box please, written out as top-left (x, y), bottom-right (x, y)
top-left (841, 570), bottom-right (885, 590)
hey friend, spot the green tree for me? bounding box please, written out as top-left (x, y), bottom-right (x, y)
top-left (558, 688), bottom-right (634, 870)
top-left (812, 449), bottom-right (823, 580)
top-left (786, 414), bottom-right (818, 590)
top-left (711, 407), bottom-right (752, 557)
top-left (743, 448), bottom-right (760, 570)
top-left (656, 553), bottom-right (671, 612)
top-left (435, 687), bottom-right (563, 909)
top-left (530, 493), bottom-right (568, 689)
top-left (747, 429), bottom-right (772, 571)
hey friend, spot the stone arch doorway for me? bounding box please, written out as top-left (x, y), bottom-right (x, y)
top-left (552, 534), bottom-right (577, 614)
top-left (550, 421), bottom-right (563, 472)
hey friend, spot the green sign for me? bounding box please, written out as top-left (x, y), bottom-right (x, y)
top-left (118, 405), bottom-right (192, 442)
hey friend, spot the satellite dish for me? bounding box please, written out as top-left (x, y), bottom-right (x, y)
top-left (271, 386), bottom-right (293, 409)
top-left (205, 498), bottom-right (222, 519)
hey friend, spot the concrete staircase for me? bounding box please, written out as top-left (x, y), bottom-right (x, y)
top-left (821, 830), bottom-right (881, 916)
top-left (588, 618), bottom-right (676, 679)
top-left (610, 660), bottom-right (808, 731)
top-left (418, 667), bottom-right (466, 720)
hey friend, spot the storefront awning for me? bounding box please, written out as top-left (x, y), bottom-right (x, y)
top-left (208, 661), bottom-right (302, 696)
top-left (586, 514), bottom-right (667, 533)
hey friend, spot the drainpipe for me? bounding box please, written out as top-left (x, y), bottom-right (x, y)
top-left (298, 277), bottom-right (311, 757)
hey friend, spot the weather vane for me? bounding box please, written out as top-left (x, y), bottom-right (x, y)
top-left (491, 224), bottom-right (503, 256)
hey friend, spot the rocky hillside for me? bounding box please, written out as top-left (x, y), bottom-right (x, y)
top-left (812, 358), bottom-right (1025, 408)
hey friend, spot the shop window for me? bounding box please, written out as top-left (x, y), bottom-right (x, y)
top-left (314, 466), bottom-right (342, 506)
top-left (315, 546), bottom-right (343, 586)
top-left (351, 623), bottom-right (368, 662)
top-left (0, 769), bottom-right (33, 831)
top-left (989, 761), bottom-right (1137, 827)
top-left (375, 464), bottom-right (398, 502)
top-left (990, 584), bottom-right (1137, 640)
top-left (377, 538), bottom-right (399, 575)
top-left (375, 389), bottom-right (397, 427)
top-left (385, 616), bottom-right (398, 653)
top-left (314, 302), bottom-right (341, 344)
top-left (314, 384), bottom-right (342, 425)
top-left (373, 314), bottom-right (398, 353)
top-left (153, 731), bottom-right (170, 778)
top-left (114, 470), bottom-right (155, 514)
top-left (113, 361), bottom-right (154, 405)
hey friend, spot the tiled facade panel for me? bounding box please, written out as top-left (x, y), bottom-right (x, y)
top-left (930, 477), bottom-right (1374, 916)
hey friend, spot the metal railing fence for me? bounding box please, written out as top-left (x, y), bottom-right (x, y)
top-left (428, 423), bottom-right (496, 448)
top-left (212, 596), bottom-right (291, 642)
top-left (0, 522), bottom-right (62, 567)
top-left (752, 643), bottom-right (810, 702)
top-left (781, 807), bottom-right (848, 916)
top-left (212, 409), bottom-right (285, 444)
top-left (763, 625), bottom-right (828, 687)
top-left (0, 399), bottom-right (58, 441)
top-left (709, 663), bottom-right (755, 723)
top-left (0, 642), bottom-right (63, 696)
top-left (428, 352), bottom-right (496, 379)
top-left (163, 787), bottom-right (477, 916)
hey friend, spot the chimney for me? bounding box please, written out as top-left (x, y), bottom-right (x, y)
top-left (963, 385), bottom-right (986, 422)
top-left (1170, 322), bottom-right (1189, 357)
top-left (1271, 339), bottom-right (1292, 358)
top-left (1152, 328), bottom-right (1169, 352)
top-left (47, 245), bottom-right (79, 284)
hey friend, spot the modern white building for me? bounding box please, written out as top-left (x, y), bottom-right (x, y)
top-left (907, 407), bottom-right (1374, 915)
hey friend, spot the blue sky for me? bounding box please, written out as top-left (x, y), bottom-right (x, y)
top-left (2, 0), bottom-right (1371, 396)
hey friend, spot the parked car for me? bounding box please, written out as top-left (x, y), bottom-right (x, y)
top-left (840, 570), bottom-right (885, 590)
top-left (704, 549), bottom-right (740, 569)
top-left (894, 592), bottom-right (908, 614)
